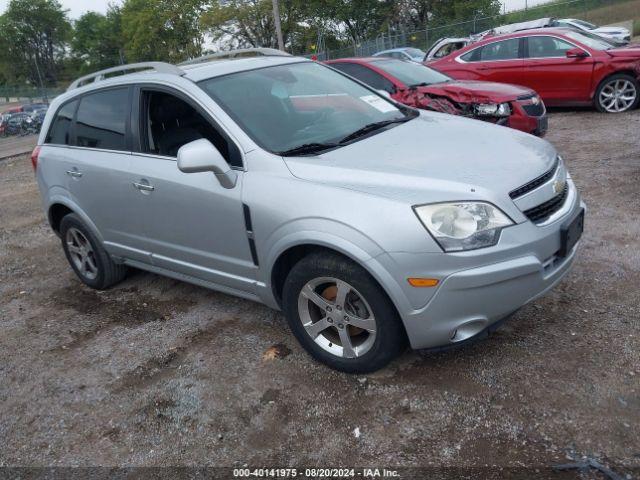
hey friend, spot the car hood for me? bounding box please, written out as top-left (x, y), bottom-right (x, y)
top-left (593, 26), bottom-right (628, 34)
top-left (413, 80), bottom-right (535, 103)
top-left (606, 45), bottom-right (640, 58)
top-left (283, 112), bottom-right (557, 204)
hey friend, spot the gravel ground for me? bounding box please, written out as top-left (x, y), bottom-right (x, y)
top-left (0, 110), bottom-right (639, 478)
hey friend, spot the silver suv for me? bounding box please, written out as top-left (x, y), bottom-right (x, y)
top-left (34, 54), bottom-right (585, 372)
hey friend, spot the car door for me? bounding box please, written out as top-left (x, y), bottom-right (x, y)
top-left (523, 35), bottom-right (594, 104)
top-left (126, 85), bottom-right (256, 293)
top-left (62, 86), bottom-right (151, 263)
top-left (458, 37), bottom-right (525, 84)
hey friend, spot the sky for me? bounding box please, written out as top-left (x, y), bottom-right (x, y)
top-left (0, 0), bottom-right (554, 19)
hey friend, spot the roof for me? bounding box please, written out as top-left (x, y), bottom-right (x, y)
top-left (52, 55), bottom-right (309, 110)
top-left (471, 27), bottom-right (577, 44)
top-left (374, 47), bottom-right (424, 55)
top-left (326, 57), bottom-right (399, 64)
top-left (182, 55), bottom-right (307, 82)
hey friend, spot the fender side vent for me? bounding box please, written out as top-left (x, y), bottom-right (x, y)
top-left (243, 204), bottom-right (259, 266)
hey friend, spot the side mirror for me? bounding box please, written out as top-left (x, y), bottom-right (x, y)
top-left (566, 47), bottom-right (588, 58)
top-left (177, 139), bottom-right (237, 189)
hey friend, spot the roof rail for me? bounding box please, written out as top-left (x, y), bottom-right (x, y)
top-left (179, 48), bottom-right (291, 66)
top-left (67, 62), bottom-right (185, 91)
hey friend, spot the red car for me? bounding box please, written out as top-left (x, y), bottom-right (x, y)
top-left (427, 27), bottom-right (640, 113)
top-left (326, 57), bottom-right (548, 136)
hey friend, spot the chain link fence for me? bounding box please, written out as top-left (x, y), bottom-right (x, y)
top-left (0, 86), bottom-right (66, 106)
top-left (303, 0), bottom-right (638, 60)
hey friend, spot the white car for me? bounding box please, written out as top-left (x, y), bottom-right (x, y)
top-left (554, 18), bottom-right (631, 43)
top-left (372, 48), bottom-right (426, 63)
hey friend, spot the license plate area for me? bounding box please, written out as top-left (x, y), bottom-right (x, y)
top-left (537, 116), bottom-right (549, 135)
top-left (559, 208), bottom-right (584, 257)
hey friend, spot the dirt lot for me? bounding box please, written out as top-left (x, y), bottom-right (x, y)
top-left (1, 110), bottom-right (639, 478)
top-left (0, 134), bottom-right (37, 160)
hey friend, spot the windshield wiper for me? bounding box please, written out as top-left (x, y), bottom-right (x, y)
top-left (277, 142), bottom-right (339, 157)
top-left (338, 117), bottom-right (412, 144)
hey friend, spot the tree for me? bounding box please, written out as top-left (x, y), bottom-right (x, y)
top-left (121, 0), bottom-right (206, 63)
top-left (0, 0), bottom-right (71, 85)
top-left (201, 0), bottom-right (305, 50)
top-left (71, 6), bottom-right (124, 72)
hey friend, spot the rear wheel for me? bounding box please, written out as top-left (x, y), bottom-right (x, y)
top-left (60, 213), bottom-right (127, 289)
top-left (595, 74), bottom-right (639, 113)
top-left (282, 252), bottom-right (407, 373)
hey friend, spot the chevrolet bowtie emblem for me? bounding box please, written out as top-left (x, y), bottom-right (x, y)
top-left (553, 179), bottom-right (566, 194)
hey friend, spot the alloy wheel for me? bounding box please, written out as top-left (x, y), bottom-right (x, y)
top-left (599, 79), bottom-right (637, 113)
top-left (65, 227), bottom-right (99, 280)
top-left (297, 277), bottom-right (377, 358)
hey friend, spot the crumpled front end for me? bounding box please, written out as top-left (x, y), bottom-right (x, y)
top-left (396, 88), bottom-right (548, 137)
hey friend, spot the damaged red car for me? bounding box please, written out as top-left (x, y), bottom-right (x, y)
top-left (326, 57), bottom-right (548, 136)
top-left (427, 28), bottom-right (640, 113)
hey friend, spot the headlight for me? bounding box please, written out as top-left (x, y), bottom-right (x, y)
top-left (414, 202), bottom-right (514, 252)
top-left (474, 102), bottom-right (511, 117)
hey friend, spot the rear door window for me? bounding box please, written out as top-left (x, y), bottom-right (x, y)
top-left (75, 88), bottom-right (129, 151)
top-left (45, 100), bottom-right (78, 145)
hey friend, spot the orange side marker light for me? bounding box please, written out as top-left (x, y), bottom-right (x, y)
top-left (407, 278), bottom-right (439, 287)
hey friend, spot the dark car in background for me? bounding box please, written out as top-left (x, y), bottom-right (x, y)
top-left (327, 57), bottom-right (548, 136)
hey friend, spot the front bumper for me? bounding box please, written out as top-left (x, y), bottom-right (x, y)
top-left (507, 100), bottom-right (548, 137)
top-left (368, 182), bottom-right (585, 350)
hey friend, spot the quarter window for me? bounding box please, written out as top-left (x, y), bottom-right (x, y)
top-left (45, 100), bottom-right (77, 145)
top-left (528, 36), bottom-right (576, 58)
top-left (461, 38), bottom-right (521, 62)
top-left (75, 88), bottom-right (128, 151)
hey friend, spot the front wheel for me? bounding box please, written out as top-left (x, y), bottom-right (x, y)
top-left (282, 252), bottom-right (407, 373)
top-left (595, 74), bottom-right (639, 113)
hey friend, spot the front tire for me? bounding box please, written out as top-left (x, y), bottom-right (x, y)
top-left (282, 252), bottom-right (407, 373)
top-left (595, 74), bottom-right (639, 113)
top-left (59, 213), bottom-right (127, 290)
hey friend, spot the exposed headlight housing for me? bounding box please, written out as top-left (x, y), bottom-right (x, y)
top-left (414, 202), bottom-right (514, 252)
top-left (474, 102), bottom-right (511, 117)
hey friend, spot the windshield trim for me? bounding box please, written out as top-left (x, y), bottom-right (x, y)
top-left (199, 61), bottom-right (418, 156)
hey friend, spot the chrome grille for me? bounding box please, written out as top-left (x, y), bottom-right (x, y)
top-left (522, 184), bottom-right (569, 223)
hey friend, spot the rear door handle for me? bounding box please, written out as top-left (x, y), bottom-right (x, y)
top-left (133, 182), bottom-right (155, 192)
top-left (66, 169), bottom-right (83, 178)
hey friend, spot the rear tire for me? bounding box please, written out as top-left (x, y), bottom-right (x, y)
top-left (595, 73), bottom-right (639, 113)
top-left (282, 252), bottom-right (407, 373)
top-left (59, 213), bottom-right (127, 290)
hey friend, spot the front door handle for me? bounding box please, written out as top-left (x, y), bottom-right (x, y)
top-left (66, 169), bottom-right (83, 178)
top-left (133, 182), bottom-right (155, 192)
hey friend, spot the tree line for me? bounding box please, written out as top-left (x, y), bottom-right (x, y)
top-left (0, 0), bottom-right (500, 88)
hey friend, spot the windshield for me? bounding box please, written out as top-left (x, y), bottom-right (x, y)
top-left (572, 19), bottom-right (598, 29)
top-left (372, 59), bottom-right (451, 86)
top-left (199, 61), bottom-right (410, 154)
top-left (404, 48), bottom-right (426, 60)
top-left (564, 30), bottom-right (615, 50)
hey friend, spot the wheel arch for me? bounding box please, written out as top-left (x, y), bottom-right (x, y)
top-left (592, 70), bottom-right (639, 102)
top-left (45, 195), bottom-right (104, 243)
top-left (267, 238), bottom-right (411, 332)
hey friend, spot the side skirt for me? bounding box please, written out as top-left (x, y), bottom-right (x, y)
top-left (123, 258), bottom-right (266, 305)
